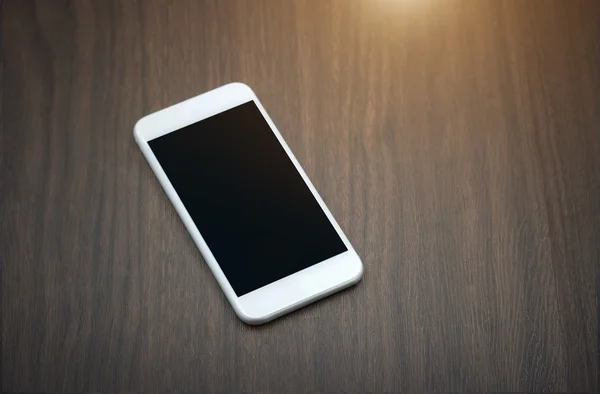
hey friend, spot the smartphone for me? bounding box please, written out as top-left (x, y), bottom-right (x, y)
top-left (134, 83), bottom-right (363, 324)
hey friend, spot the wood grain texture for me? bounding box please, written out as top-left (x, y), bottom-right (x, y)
top-left (1, 0), bottom-right (599, 391)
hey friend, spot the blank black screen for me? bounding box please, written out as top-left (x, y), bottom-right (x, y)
top-left (149, 101), bottom-right (347, 296)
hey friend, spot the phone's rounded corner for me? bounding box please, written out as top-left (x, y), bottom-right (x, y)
top-left (223, 82), bottom-right (254, 95)
top-left (133, 116), bottom-right (148, 144)
top-left (232, 302), bottom-right (269, 326)
top-left (348, 253), bottom-right (364, 285)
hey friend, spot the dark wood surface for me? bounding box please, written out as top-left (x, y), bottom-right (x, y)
top-left (2, 0), bottom-right (599, 391)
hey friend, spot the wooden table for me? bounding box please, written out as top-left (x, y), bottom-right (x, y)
top-left (2, 0), bottom-right (598, 391)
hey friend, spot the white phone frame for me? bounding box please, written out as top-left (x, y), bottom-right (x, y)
top-left (134, 82), bottom-right (363, 324)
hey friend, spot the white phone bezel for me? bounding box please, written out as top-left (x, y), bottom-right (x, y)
top-left (134, 82), bottom-right (363, 324)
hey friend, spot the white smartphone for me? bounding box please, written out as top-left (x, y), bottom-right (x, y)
top-left (134, 83), bottom-right (363, 324)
